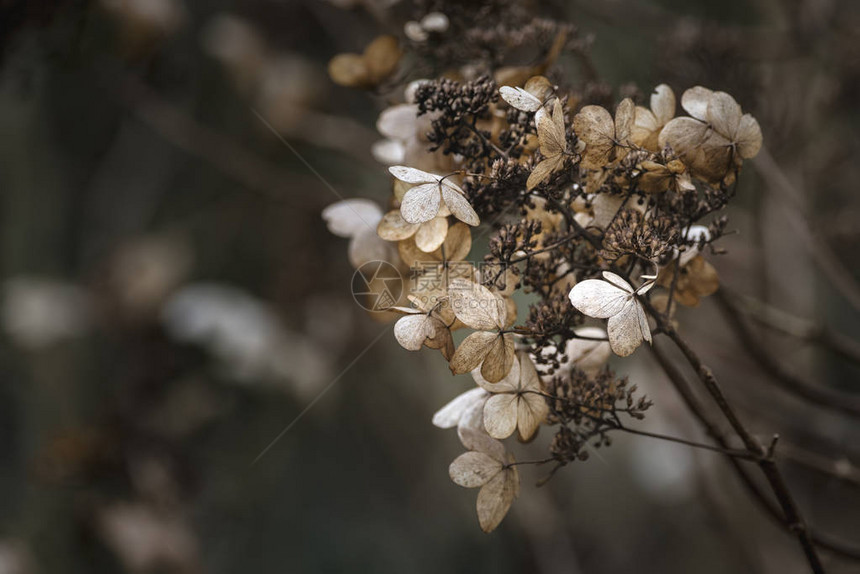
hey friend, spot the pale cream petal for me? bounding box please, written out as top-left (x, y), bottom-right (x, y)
top-left (735, 114), bottom-right (762, 159)
top-left (658, 117), bottom-right (709, 156)
top-left (388, 165), bottom-right (439, 184)
top-left (499, 86), bottom-right (542, 112)
top-left (393, 313), bottom-right (436, 351)
top-left (448, 279), bottom-right (503, 330)
top-left (568, 279), bottom-right (630, 318)
top-left (601, 271), bottom-right (634, 293)
top-left (432, 387), bottom-right (488, 429)
top-left (377, 106), bottom-right (420, 141)
top-left (483, 393), bottom-right (518, 439)
top-left (441, 222), bottom-right (472, 261)
top-left (480, 333), bottom-right (515, 384)
top-left (377, 210), bottom-right (419, 241)
top-left (517, 393), bottom-right (547, 441)
top-left (415, 217), bottom-right (449, 252)
top-left (707, 91), bottom-right (742, 140)
top-left (472, 351), bottom-right (520, 392)
top-left (441, 186), bottom-right (480, 226)
top-left (651, 84), bottom-right (676, 126)
top-left (680, 86), bottom-right (713, 121)
top-left (348, 229), bottom-right (396, 269)
top-left (400, 182), bottom-right (441, 223)
top-left (614, 98), bottom-right (635, 145)
top-left (476, 467), bottom-right (518, 533)
top-left (607, 299), bottom-right (645, 357)
top-left (322, 199), bottom-right (383, 238)
top-left (449, 451), bottom-right (502, 488)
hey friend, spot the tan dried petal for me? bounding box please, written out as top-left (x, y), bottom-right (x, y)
top-left (476, 465), bottom-right (518, 533)
top-left (377, 210), bottom-right (419, 241)
top-left (415, 217), bottom-right (449, 252)
top-left (735, 114), bottom-right (762, 159)
top-left (681, 86), bottom-right (713, 121)
top-left (450, 331), bottom-right (498, 375)
top-left (400, 182), bottom-right (441, 223)
top-left (441, 185), bottom-right (480, 226)
top-left (573, 105), bottom-right (614, 169)
top-left (483, 393), bottom-right (518, 439)
top-left (651, 84), bottom-right (676, 126)
top-left (449, 451), bottom-right (502, 488)
top-left (706, 91), bottom-right (742, 141)
top-left (480, 333), bottom-right (515, 383)
top-left (448, 279), bottom-right (505, 330)
top-left (393, 313), bottom-right (437, 351)
top-left (526, 154), bottom-right (564, 190)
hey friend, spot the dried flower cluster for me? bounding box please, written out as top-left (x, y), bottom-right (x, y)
top-left (323, 2), bottom-right (761, 533)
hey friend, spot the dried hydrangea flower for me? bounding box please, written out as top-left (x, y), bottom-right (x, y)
top-left (328, 35), bottom-right (401, 89)
top-left (472, 353), bottom-right (548, 441)
top-left (568, 272), bottom-right (654, 357)
top-left (527, 99), bottom-right (568, 190)
top-left (449, 430), bottom-right (519, 533)
top-left (389, 166), bottom-right (480, 226)
top-left (448, 278), bottom-right (515, 383)
top-left (573, 98), bottom-right (635, 169)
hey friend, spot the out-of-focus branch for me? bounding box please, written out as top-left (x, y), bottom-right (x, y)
top-left (714, 290), bottom-right (860, 418)
top-left (753, 147), bottom-right (860, 314)
top-left (779, 443), bottom-right (860, 491)
top-left (730, 290), bottom-right (860, 366)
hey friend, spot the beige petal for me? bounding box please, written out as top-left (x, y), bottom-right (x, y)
top-left (450, 331), bottom-right (498, 375)
top-left (517, 353), bottom-right (542, 392)
top-left (415, 217), bottom-right (449, 252)
top-left (658, 117), bottom-right (709, 156)
top-left (480, 333), bottom-right (515, 383)
top-left (614, 98), bottom-right (635, 146)
top-left (476, 467), bottom-right (519, 533)
top-left (651, 84), bottom-right (676, 126)
top-left (537, 99), bottom-right (566, 156)
top-left (449, 451), bottom-right (502, 488)
top-left (377, 210), bottom-right (419, 241)
top-left (472, 351), bottom-right (520, 392)
top-left (607, 298), bottom-right (645, 357)
top-left (517, 393), bottom-right (547, 441)
top-left (377, 106), bottom-right (420, 141)
top-left (681, 86), bottom-right (713, 121)
top-left (458, 426), bottom-right (506, 462)
top-left (706, 91), bottom-right (742, 140)
top-left (526, 155), bottom-right (564, 190)
top-left (568, 278), bottom-right (630, 318)
top-left (441, 222), bottom-right (472, 261)
top-left (499, 86), bottom-right (542, 112)
top-left (448, 280), bottom-right (504, 330)
top-left (573, 105), bottom-right (614, 169)
top-left (483, 393), bottom-right (518, 439)
top-left (631, 107), bottom-right (659, 149)
top-left (524, 75), bottom-right (553, 101)
top-left (424, 318), bottom-right (455, 360)
top-left (389, 165), bottom-right (438, 184)
top-left (393, 313), bottom-right (436, 351)
top-left (400, 182), bottom-right (441, 224)
top-left (735, 114), bottom-right (762, 159)
top-left (441, 186), bottom-right (480, 226)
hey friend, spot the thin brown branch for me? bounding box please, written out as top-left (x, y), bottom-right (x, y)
top-left (647, 305), bottom-right (827, 573)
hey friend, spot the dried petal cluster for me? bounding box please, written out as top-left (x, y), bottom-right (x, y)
top-left (323, 0), bottom-right (760, 534)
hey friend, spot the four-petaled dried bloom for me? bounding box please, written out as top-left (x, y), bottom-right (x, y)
top-left (389, 166), bottom-right (480, 226)
top-left (568, 272), bottom-right (654, 357)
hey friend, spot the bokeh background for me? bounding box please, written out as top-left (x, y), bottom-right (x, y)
top-left (0, 0), bottom-right (858, 572)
